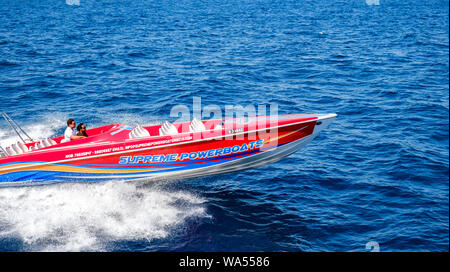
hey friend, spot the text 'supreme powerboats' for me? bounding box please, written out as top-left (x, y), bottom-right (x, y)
top-left (0, 113), bottom-right (336, 185)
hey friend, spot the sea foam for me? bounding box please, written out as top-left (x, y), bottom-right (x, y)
top-left (0, 181), bottom-right (207, 251)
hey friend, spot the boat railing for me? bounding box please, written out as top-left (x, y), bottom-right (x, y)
top-left (0, 112), bottom-right (34, 157)
top-left (1, 112), bottom-right (32, 143)
top-left (0, 146), bottom-right (7, 157)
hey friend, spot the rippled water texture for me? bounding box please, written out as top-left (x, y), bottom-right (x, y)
top-left (0, 0), bottom-right (448, 251)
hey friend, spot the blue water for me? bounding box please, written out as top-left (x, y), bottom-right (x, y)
top-left (0, 0), bottom-right (448, 252)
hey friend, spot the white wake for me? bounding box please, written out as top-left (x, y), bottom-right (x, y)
top-left (0, 181), bottom-right (207, 251)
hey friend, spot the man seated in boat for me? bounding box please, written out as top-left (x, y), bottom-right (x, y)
top-left (61, 118), bottom-right (86, 143)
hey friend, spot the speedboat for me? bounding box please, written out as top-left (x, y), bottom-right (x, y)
top-left (0, 113), bottom-right (336, 185)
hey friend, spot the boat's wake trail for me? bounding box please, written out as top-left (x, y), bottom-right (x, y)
top-left (0, 181), bottom-right (208, 251)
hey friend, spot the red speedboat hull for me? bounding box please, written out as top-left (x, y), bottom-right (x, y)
top-left (0, 114), bottom-right (336, 185)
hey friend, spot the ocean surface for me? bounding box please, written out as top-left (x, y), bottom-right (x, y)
top-left (0, 0), bottom-right (448, 252)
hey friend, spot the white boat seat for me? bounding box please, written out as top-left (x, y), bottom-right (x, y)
top-left (129, 125), bottom-right (150, 139)
top-left (35, 142), bottom-right (44, 149)
top-left (159, 121), bottom-right (178, 136)
top-left (6, 147), bottom-right (17, 156)
top-left (44, 138), bottom-right (56, 146)
top-left (41, 139), bottom-right (50, 147)
top-left (189, 118), bottom-right (206, 132)
top-left (17, 141), bottom-right (29, 153)
top-left (138, 126), bottom-right (149, 136)
top-left (11, 143), bottom-right (23, 154)
top-left (31, 138), bottom-right (57, 150)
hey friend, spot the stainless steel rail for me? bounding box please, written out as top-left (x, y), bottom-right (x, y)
top-left (0, 112), bottom-right (33, 157)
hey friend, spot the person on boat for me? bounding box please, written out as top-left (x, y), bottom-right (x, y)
top-left (62, 118), bottom-right (86, 143)
top-left (76, 123), bottom-right (88, 137)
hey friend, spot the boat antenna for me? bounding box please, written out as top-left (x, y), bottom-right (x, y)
top-left (1, 112), bottom-right (32, 143)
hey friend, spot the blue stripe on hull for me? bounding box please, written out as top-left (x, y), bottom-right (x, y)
top-left (0, 148), bottom-right (266, 185)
